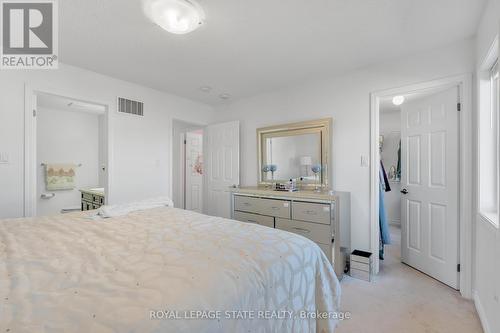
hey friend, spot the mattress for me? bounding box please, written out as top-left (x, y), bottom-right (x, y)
top-left (0, 207), bottom-right (340, 332)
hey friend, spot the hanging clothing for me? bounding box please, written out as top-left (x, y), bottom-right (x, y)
top-left (379, 162), bottom-right (392, 259)
top-left (380, 161), bottom-right (391, 192)
top-left (396, 140), bottom-right (401, 180)
top-left (379, 182), bottom-right (391, 244)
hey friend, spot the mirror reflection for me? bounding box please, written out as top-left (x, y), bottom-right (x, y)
top-left (257, 118), bottom-right (331, 189)
top-left (263, 133), bottom-right (321, 182)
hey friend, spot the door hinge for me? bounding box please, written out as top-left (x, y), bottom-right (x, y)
top-left (33, 109), bottom-right (36, 117)
top-left (457, 103), bottom-right (461, 112)
top-left (184, 139), bottom-right (187, 144)
top-left (457, 264), bottom-right (461, 272)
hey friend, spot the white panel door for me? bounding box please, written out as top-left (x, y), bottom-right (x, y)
top-left (400, 86), bottom-right (459, 289)
top-left (205, 121), bottom-right (240, 218)
top-left (185, 131), bottom-right (203, 213)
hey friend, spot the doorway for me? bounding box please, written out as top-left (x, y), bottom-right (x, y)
top-left (172, 120), bottom-right (240, 218)
top-left (370, 74), bottom-right (473, 298)
top-left (379, 86), bottom-right (460, 289)
top-left (172, 119), bottom-right (204, 212)
top-left (35, 93), bottom-right (107, 216)
top-left (24, 90), bottom-right (110, 217)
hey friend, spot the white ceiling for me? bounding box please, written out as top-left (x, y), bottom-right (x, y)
top-left (59, 0), bottom-right (485, 105)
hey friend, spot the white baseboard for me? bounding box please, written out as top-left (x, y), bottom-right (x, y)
top-left (474, 291), bottom-right (491, 333)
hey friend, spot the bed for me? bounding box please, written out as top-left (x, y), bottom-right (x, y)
top-left (0, 204), bottom-right (340, 333)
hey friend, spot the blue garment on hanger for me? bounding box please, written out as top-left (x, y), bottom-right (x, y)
top-left (379, 183), bottom-right (391, 245)
top-left (378, 163), bottom-right (391, 244)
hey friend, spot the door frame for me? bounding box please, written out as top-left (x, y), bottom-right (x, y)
top-left (24, 84), bottom-right (113, 217)
top-left (171, 119), bottom-right (205, 210)
top-left (184, 129), bottom-right (204, 213)
top-left (369, 73), bottom-right (473, 298)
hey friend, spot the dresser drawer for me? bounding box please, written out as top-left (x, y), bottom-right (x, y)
top-left (292, 201), bottom-right (331, 225)
top-left (234, 196), bottom-right (262, 214)
top-left (259, 198), bottom-right (291, 219)
top-left (275, 218), bottom-right (331, 245)
top-left (234, 195), bottom-right (291, 218)
top-left (234, 211), bottom-right (274, 228)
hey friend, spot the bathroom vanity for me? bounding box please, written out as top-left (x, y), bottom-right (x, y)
top-left (80, 188), bottom-right (105, 211)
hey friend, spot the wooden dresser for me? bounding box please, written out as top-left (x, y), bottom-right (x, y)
top-left (230, 187), bottom-right (350, 279)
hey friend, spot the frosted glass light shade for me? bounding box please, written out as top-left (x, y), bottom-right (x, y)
top-left (392, 95), bottom-right (405, 106)
top-left (144, 0), bottom-right (205, 34)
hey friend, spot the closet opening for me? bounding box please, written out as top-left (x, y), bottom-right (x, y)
top-left (370, 75), bottom-right (472, 297)
top-left (378, 103), bottom-right (402, 266)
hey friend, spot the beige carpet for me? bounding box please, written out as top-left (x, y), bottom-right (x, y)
top-left (336, 225), bottom-right (483, 333)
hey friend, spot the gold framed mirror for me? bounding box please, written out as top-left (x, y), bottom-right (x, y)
top-left (257, 118), bottom-right (332, 189)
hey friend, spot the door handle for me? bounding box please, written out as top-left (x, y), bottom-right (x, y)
top-left (400, 188), bottom-right (408, 194)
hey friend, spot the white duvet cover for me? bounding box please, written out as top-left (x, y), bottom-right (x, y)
top-left (0, 207), bottom-right (340, 333)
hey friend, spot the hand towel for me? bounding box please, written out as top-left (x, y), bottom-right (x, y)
top-left (45, 163), bottom-right (77, 190)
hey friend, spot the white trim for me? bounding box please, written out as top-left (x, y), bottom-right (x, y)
top-left (477, 36), bottom-right (500, 228)
top-left (478, 212), bottom-right (500, 229)
top-left (180, 132), bottom-right (186, 209)
top-left (370, 73), bottom-right (474, 298)
top-left (171, 119), bottom-right (205, 210)
top-left (474, 291), bottom-right (492, 333)
top-left (24, 84), bottom-right (114, 217)
top-left (479, 36), bottom-right (499, 72)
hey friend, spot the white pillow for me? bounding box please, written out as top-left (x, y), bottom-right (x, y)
top-left (95, 196), bottom-right (174, 218)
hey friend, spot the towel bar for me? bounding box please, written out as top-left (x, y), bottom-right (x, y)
top-left (41, 163), bottom-right (82, 167)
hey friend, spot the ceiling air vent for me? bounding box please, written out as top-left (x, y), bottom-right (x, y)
top-left (117, 97), bottom-right (144, 116)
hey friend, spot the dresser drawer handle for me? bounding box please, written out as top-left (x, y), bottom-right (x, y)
top-left (291, 227), bottom-right (311, 234)
top-left (304, 210), bottom-right (317, 215)
top-left (271, 206), bottom-right (280, 210)
top-left (246, 219), bottom-right (257, 223)
top-left (243, 202), bottom-right (252, 206)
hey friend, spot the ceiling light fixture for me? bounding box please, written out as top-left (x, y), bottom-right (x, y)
top-left (143, 0), bottom-right (205, 35)
top-left (219, 93), bottom-right (231, 100)
top-left (392, 95), bottom-right (405, 106)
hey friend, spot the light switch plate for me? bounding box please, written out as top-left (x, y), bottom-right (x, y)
top-left (0, 152), bottom-right (9, 164)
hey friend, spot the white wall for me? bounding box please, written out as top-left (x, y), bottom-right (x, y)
top-left (0, 63), bottom-right (215, 219)
top-left (380, 111), bottom-right (401, 225)
top-left (37, 107), bottom-right (101, 216)
top-left (474, 0), bottom-right (500, 332)
top-left (214, 38), bottom-right (475, 252)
